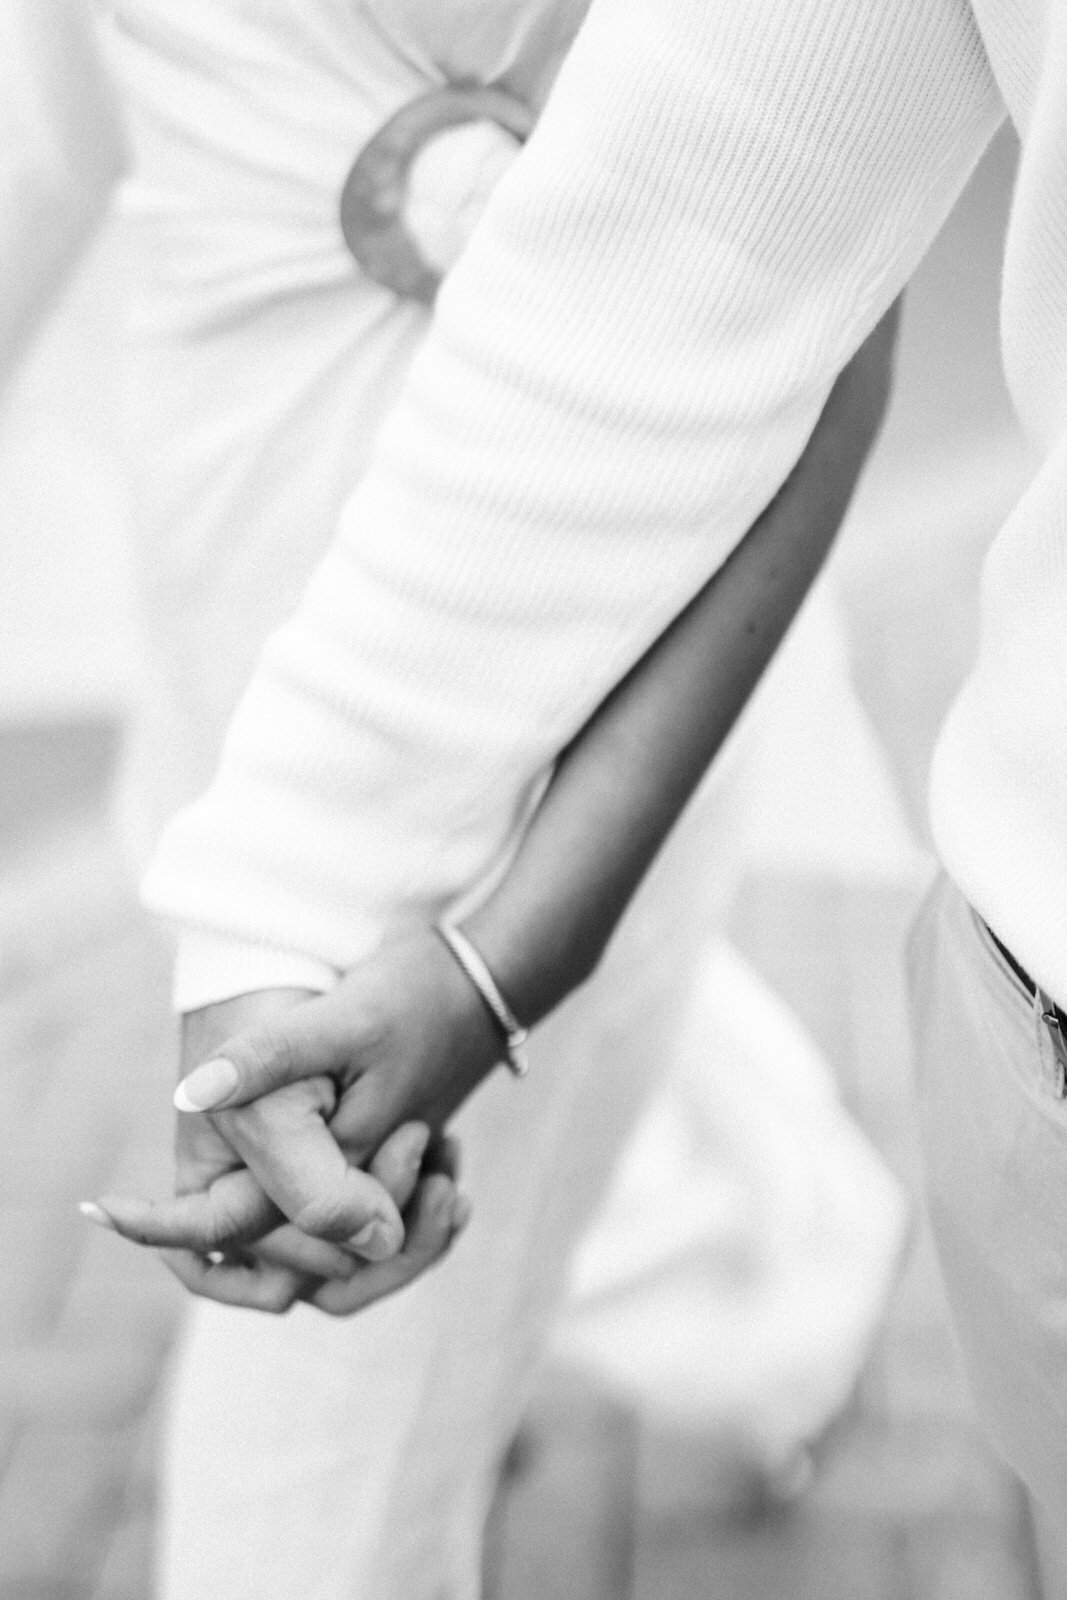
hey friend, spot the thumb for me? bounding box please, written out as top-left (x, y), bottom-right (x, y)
top-left (175, 997), bottom-right (358, 1113)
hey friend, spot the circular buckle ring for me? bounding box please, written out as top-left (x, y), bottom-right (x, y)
top-left (340, 84), bottom-right (534, 306)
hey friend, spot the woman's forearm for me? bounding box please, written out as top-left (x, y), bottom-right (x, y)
top-left (464, 300), bottom-right (901, 1024)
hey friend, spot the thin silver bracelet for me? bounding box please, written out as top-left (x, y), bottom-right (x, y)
top-left (435, 922), bottom-right (530, 1078)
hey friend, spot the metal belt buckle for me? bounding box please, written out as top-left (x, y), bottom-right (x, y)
top-left (339, 84), bottom-right (533, 305)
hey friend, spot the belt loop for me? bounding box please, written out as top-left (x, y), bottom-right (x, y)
top-left (1035, 985), bottom-right (1067, 1099)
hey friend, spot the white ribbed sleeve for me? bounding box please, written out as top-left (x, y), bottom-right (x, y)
top-left (142, 0), bottom-right (1002, 1008)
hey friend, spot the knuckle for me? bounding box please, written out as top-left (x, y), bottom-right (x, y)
top-left (292, 1193), bottom-right (348, 1241)
top-left (224, 1079), bottom-right (334, 1144)
top-left (199, 1208), bottom-right (245, 1253)
top-left (219, 1096), bottom-right (278, 1145)
top-left (262, 1286), bottom-right (294, 1315)
top-left (237, 1025), bottom-right (297, 1092)
top-left (289, 1075), bottom-right (337, 1116)
top-left (197, 1220), bottom-right (228, 1254)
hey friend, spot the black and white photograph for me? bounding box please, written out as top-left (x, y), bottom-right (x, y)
top-left (2, 2), bottom-right (1065, 1595)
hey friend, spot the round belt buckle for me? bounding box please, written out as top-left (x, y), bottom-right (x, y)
top-left (340, 84), bottom-right (534, 305)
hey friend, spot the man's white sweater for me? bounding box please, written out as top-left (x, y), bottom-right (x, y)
top-left (142, 0), bottom-right (1067, 1006)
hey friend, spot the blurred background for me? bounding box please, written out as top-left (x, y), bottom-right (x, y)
top-left (0, 13), bottom-right (1051, 1597)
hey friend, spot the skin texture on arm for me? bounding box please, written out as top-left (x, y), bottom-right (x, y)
top-left (467, 300), bottom-right (902, 1022)
top-left (94, 303), bottom-right (901, 1307)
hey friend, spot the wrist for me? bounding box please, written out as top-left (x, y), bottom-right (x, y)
top-left (413, 927), bottom-right (508, 1109)
top-left (435, 922), bottom-right (530, 1077)
top-left (463, 890), bottom-right (602, 1029)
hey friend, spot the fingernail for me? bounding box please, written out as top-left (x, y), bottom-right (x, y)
top-left (346, 1216), bottom-right (403, 1263)
top-left (450, 1193), bottom-right (473, 1237)
top-left (78, 1200), bottom-right (116, 1233)
top-left (403, 1124), bottom-right (431, 1172)
top-left (174, 1058), bottom-right (239, 1112)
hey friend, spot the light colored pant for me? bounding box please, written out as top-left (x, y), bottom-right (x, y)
top-left (912, 873), bottom-right (1067, 1514)
top-left (156, 784), bottom-right (729, 1600)
top-left (0, 740), bottom-right (179, 1596)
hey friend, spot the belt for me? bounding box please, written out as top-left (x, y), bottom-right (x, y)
top-left (985, 923), bottom-right (1067, 1029)
top-left (985, 920), bottom-right (1067, 1097)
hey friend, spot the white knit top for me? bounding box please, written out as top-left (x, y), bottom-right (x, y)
top-left (140, 0), bottom-right (1067, 1006)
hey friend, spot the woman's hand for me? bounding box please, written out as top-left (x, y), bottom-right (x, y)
top-left (173, 932), bottom-right (504, 1137)
top-left (85, 933), bottom-right (499, 1307)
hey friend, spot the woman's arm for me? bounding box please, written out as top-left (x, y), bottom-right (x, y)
top-left (464, 301), bottom-right (900, 1025)
top-left (91, 305), bottom-right (900, 1295)
top-left (142, 0), bottom-right (997, 1013)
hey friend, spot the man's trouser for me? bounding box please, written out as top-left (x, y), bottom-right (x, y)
top-left (912, 873), bottom-right (1067, 1516)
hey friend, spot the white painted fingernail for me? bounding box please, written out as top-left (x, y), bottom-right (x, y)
top-left (79, 1200), bottom-right (116, 1232)
top-left (174, 1058), bottom-right (239, 1112)
top-left (346, 1216), bottom-right (403, 1262)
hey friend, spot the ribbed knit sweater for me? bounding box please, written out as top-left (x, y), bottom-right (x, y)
top-left (141, 0), bottom-right (1067, 1006)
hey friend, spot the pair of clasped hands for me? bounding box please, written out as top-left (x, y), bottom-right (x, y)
top-left (86, 304), bottom-right (906, 1312)
top-left (88, 929), bottom-right (505, 1314)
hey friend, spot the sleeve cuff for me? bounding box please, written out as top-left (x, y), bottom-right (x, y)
top-left (171, 932), bottom-right (340, 1014)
